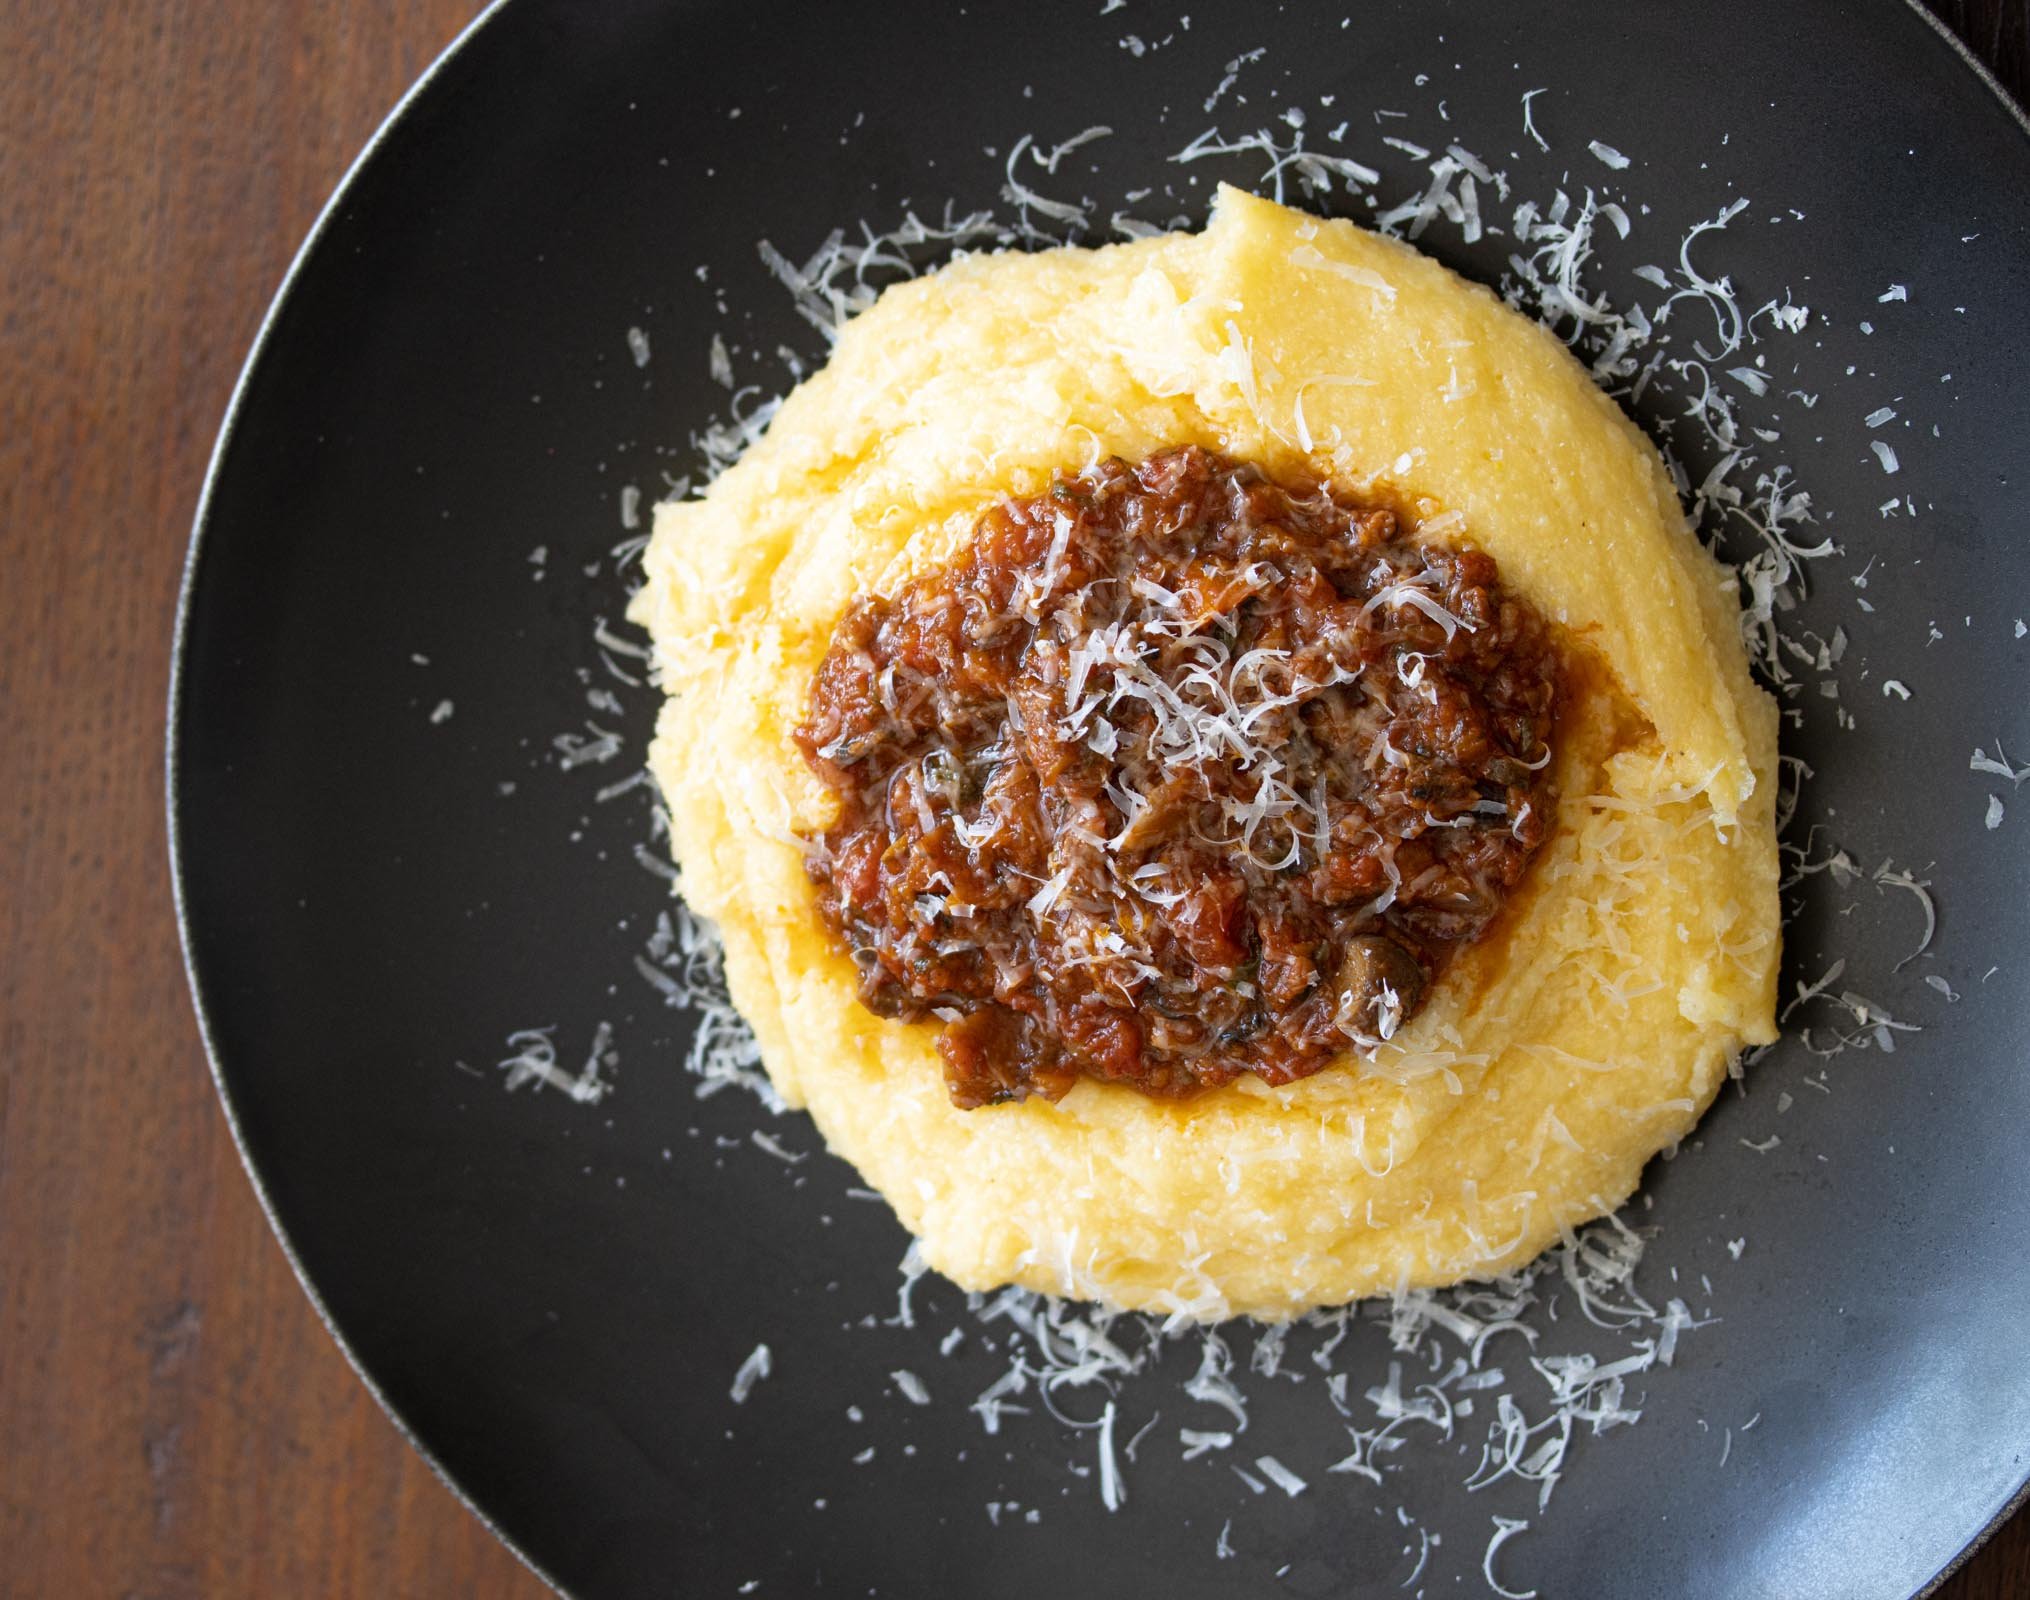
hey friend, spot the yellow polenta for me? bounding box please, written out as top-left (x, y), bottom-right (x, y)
top-left (629, 185), bottom-right (1780, 1321)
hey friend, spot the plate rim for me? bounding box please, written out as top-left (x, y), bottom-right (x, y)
top-left (161, 4), bottom-right (2030, 1596)
top-left (1868, 17), bottom-right (2030, 1591)
top-left (162, 2), bottom-right (568, 1595)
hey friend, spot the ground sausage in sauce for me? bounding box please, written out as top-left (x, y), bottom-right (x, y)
top-left (793, 446), bottom-right (1562, 1108)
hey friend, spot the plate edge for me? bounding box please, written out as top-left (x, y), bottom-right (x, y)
top-left (1905, 0), bottom-right (2030, 141)
top-left (161, 2), bottom-right (574, 1597)
top-left (1899, 7), bottom-right (2030, 1589)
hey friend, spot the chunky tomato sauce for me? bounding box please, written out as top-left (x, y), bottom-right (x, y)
top-left (794, 447), bottom-right (1561, 1108)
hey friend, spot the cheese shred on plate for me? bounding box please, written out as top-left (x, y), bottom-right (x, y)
top-left (628, 185), bottom-right (1780, 1320)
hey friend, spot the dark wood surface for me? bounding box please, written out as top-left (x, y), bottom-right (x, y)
top-left (1, 3), bottom-right (2024, 1596)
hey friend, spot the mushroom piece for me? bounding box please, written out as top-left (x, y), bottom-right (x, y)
top-left (1335, 933), bottom-right (1425, 1039)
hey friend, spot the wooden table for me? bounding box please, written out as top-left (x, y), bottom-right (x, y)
top-left (2, 2), bottom-right (2024, 1594)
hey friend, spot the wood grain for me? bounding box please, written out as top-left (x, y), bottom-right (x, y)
top-left (0, 4), bottom-right (543, 1595)
top-left (0, 3), bottom-right (2022, 1597)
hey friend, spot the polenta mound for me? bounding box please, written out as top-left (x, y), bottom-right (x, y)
top-left (629, 186), bottom-right (1779, 1321)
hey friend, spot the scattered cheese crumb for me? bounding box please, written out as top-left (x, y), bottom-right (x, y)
top-left (750, 1129), bottom-right (805, 1163)
top-left (1483, 1518), bottom-right (1538, 1600)
top-left (1254, 1455), bottom-right (1308, 1496)
top-left (495, 1025), bottom-right (611, 1104)
top-left (1971, 743), bottom-right (2030, 786)
top-left (730, 1343), bottom-right (772, 1404)
top-left (1098, 1401), bottom-right (1125, 1510)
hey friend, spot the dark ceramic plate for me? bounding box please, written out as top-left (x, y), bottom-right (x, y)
top-left (170, 2), bottom-right (2030, 1595)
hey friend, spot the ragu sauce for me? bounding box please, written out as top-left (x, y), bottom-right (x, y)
top-left (793, 446), bottom-right (1562, 1108)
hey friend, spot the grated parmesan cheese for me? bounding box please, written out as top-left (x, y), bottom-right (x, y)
top-left (730, 1342), bottom-right (772, 1403)
top-left (1253, 1455), bottom-right (1308, 1496)
top-left (1970, 742), bottom-right (2030, 786)
top-left (1483, 1517), bottom-right (1539, 1600)
top-left (495, 1025), bottom-right (613, 1104)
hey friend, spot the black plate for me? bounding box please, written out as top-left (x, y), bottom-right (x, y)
top-left (171, 2), bottom-right (2030, 1595)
